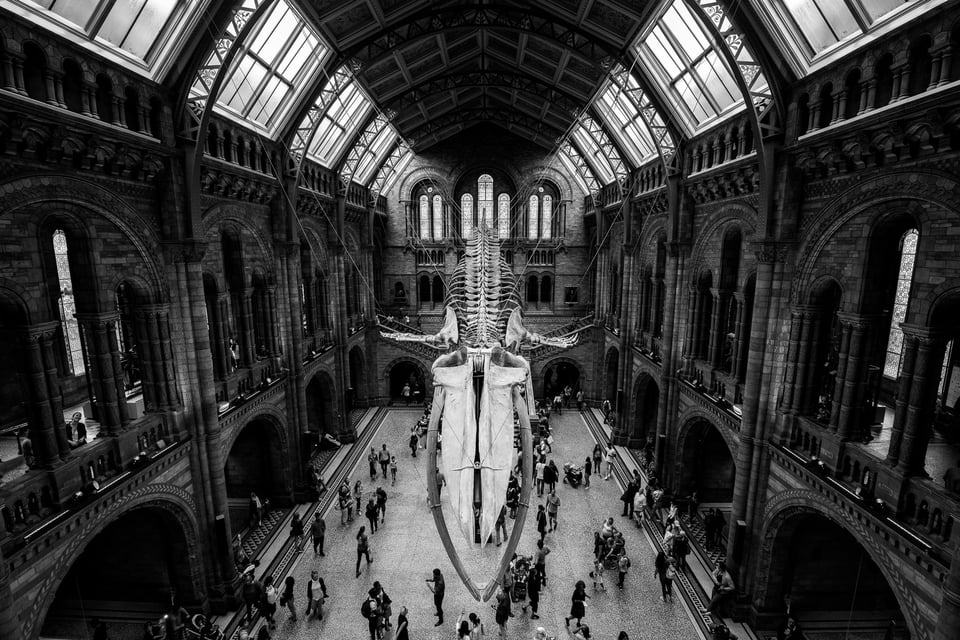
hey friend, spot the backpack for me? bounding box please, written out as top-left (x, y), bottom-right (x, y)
top-left (361, 597), bottom-right (376, 618)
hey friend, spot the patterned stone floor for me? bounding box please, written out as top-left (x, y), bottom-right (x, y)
top-left (267, 408), bottom-right (703, 640)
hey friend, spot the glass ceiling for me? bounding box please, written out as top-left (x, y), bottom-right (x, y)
top-left (306, 78), bottom-right (372, 167)
top-left (213, 0), bottom-right (328, 132)
top-left (18, 0), bottom-right (206, 74)
top-left (370, 145), bottom-right (414, 196)
top-left (558, 141), bottom-right (600, 196)
top-left (636, 0), bottom-right (740, 131)
top-left (594, 79), bottom-right (658, 167)
top-left (351, 116), bottom-right (400, 186)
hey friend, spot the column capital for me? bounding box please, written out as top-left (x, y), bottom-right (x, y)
top-left (899, 324), bottom-right (950, 346)
top-left (21, 321), bottom-right (61, 342)
top-left (836, 311), bottom-right (882, 330)
top-left (162, 240), bottom-right (208, 263)
top-left (76, 311), bottom-right (120, 328)
top-left (134, 303), bottom-right (171, 319)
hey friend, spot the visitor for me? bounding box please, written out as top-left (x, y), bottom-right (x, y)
top-left (545, 460), bottom-right (559, 494)
top-left (311, 513), bottom-right (325, 556)
top-left (390, 456), bottom-right (398, 485)
top-left (576, 389), bottom-right (584, 411)
top-left (409, 428), bottom-right (418, 457)
top-left (248, 492), bottom-right (263, 529)
top-left (376, 485), bottom-right (387, 522)
top-left (563, 384), bottom-right (572, 408)
top-left (583, 456), bottom-right (592, 488)
top-left (289, 512), bottom-right (305, 552)
top-left (306, 569), bottom-right (327, 621)
top-left (546, 489), bottom-right (560, 531)
top-left (494, 586), bottom-right (510, 637)
top-left (536, 504), bottom-right (548, 541)
top-left (260, 575), bottom-right (278, 630)
top-left (535, 458), bottom-right (546, 496)
top-left (365, 497), bottom-right (379, 533)
top-left (401, 382), bottom-right (411, 405)
top-left (356, 525), bottom-right (372, 578)
top-left (354, 479), bottom-right (364, 514)
top-left (494, 505), bottom-right (508, 547)
top-left (526, 565), bottom-right (542, 619)
top-left (241, 572), bottom-right (261, 624)
top-left (708, 560), bottom-right (736, 617)
top-left (616, 552), bottom-right (630, 589)
top-left (426, 568), bottom-right (445, 626)
top-left (379, 444), bottom-right (391, 478)
top-left (66, 411), bottom-right (87, 448)
top-left (591, 556), bottom-right (605, 591)
top-left (395, 606), bottom-right (409, 640)
top-left (368, 448), bottom-right (378, 480)
top-left (280, 575), bottom-right (296, 621)
top-left (592, 444), bottom-right (603, 476)
top-left (654, 551), bottom-right (672, 602)
top-left (621, 477), bottom-right (639, 517)
top-left (604, 448), bottom-right (616, 480)
top-left (533, 539), bottom-right (551, 585)
top-left (564, 580), bottom-right (589, 628)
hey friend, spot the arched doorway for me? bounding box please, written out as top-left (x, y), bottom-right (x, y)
top-left (348, 346), bottom-right (365, 407)
top-left (603, 347), bottom-right (619, 402)
top-left (678, 418), bottom-right (735, 502)
top-left (224, 418), bottom-right (287, 532)
top-left (760, 511), bottom-right (909, 637)
top-left (541, 360), bottom-right (581, 400)
top-left (40, 506), bottom-right (199, 639)
top-left (305, 371), bottom-right (336, 448)
top-left (631, 373), bottom-right (659, 445)
top-left (388, 360), bottom-right (426, 403)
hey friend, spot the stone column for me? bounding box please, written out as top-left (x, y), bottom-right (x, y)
top-left (829, 322), bottom-right (852, 429)
top-left (37, 329), bottom-right (70, 458)
top-left (708, 289), bottom-right (728, 368)
top-left (266, 288), bottom-right (279, 355)
top-left (937, 46), bottom-right (953, 86)
top-left (791, 308), bottom-right (818, 415)
top-left (935, 546), bottom-right (960, 640)
top-left (1, 55), bottom-right (18, 93)
top-left (19, 323), bottom-right (64, 466)
top-left (896, 327), bottom-right (946, 476)
top-left (240, 291), bottom-right (255, 366)
top-left (79, 314), bottom-right (124, 435)
top-left (885, 331), bottom-right (918, 467)
top-left (730, 293), bottom-right (746, 378)
top-left (835, 313), bottom-right (873, 441)
top-left (779, 308), bottom-right (806, 416)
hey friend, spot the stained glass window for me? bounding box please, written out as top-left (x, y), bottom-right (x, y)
top-left (528, 195), bottom-right (539, 241)
top-left (419, 195), bottom-right (430, 240)
top-left (478, 175), bottom-right (494, 229)
top-left (883, 229), bottom-right (918, 379)
top-left (53, 229), bottom-right (85, 375)
top-left (432, 194), bottom-right (443, 240)
top-left (497, 194), bottom-right (511, 240)
top-left (542, 195), bottom-right (553, 240)
top-left (461, 194), bottom-right (474, 238)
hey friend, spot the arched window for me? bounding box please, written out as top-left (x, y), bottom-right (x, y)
top-left (461, 194), bottom-right (474, 238)
top-left (432, 194), bottom-right (443, 239)
top-left (497, 193), bottom-right (510, 239)
top-left (540, 275), bottom-right (553, 306)
top-left (528, 195), bottom-right (539, 240)
top-left (419, 195), bottom-right (430, 240)
top-left (53, 229), bottom-right (85, 375)
top-left (883, 229), bottom-right (919, 379)
top-left (542, 195), bottom-right (553, 240)
top-left (478, 174), bottom-right (494, 228)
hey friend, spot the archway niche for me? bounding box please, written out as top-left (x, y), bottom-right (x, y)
top-left (760, 512), bottom-right (909, 636)
top-left (631, 373), bottom-right (659, 446)
top-left (541, 360), bottom-right (581, 400)
top-left (679, 419), bottom-right (735, 503)
top-left (224, 418), bottom-right (286, 531)
top-left (348, 346), bottom-right (365, 407)
top-left (388, 361), bottom-right (426, 403)
top-left (40, 506), bottom-right (198, 639)
top-left (603, 347), bottom-right (619, 403)
top-left (0, 290), bottom-right (27, 432)
top-left (305, 371), bottom-right (336, 451)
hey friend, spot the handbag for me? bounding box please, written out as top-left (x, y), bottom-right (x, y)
top-left (546, 435), bottom-right (554, 445)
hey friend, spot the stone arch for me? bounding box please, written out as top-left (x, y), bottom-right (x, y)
top-left (398, 166), bottom-right (450, 202)
top-left (305, 368), bottom-right (338, 447)
top-left (754, 491), bottom-right (924, 640)
top-left (688, 205), bottom-right (758, 283)
top-left (523, 165), bottom-right (577, 202)
top-left (538, 357), bottom-right (585, 400)
top-left (200, 203), bottom-right (276, 268)
top-left (674, 413), bottom-right (737, 501)
top-left (630, 372), bottom-right (659, 445)
top-left (27, 484), bottom-right (203, 640)
top-left (223, 410), bottom-right (292, 500)
top-left (383, 356), bottom-right (430, 401)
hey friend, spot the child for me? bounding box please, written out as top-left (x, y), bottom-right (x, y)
top-left (390, 456), bottom-right (398, 486)
top-left (591, 557), bottom-right (606, 591)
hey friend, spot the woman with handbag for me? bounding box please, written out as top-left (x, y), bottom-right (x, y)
top-left (564, 580), bottom-right (589, 628)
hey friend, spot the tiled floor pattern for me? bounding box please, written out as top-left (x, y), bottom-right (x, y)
top-left (256, 408), bottom-right (703, 640)
top-left (241, 507), bottom-right (291, 559)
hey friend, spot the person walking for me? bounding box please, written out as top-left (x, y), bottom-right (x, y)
top-left (591, 556), bottom-right (605, 591)
top-left (378, 444), bottom-right (390, 478)
top-left (584, 456), bottom-right (592, 488)
top-left (621, 478), bottom-right (639, 518)
top-left (390, 456), bottom-right (398, 486)
top-left (426, 568), bottom-right (445, 626)
top-left (376, 486), bottom-right (388, 523)
top-left (261, 575), bottom-right (278, 630)
top-left (545, 460), bottom-right (559, 494)
top-left (356, 526), bottom-right (372, 578)
top-left (368, 448), bottom-right (378, 481)
top-left (494, 505), bottom-right (508, 547)
top-left (673, 531), bottom-right (690, 572)
top-left (564, 580), bottom-right (589, 628)
top-left (536, 504), bottom-right (548, 542)
top-left (535, 459), bottom-right (546, 496)
top-left (494, 587), bottom-right (510, 637)
top-left (409, 429), bottom-right (418, 457)
top-left (394, 606), bottom-right (409, 640)
top-left (592, 445), bottom-right (602, 476)
top-left (616, 553), bottom-right (631, 590)
top-left (249, 492), bottom-right (263, 529)
top-left (576, 389), bottom-right (584, 411)
top-left (654, 551), bottom-right (673, 602)
top-left (401, 382), bottom-right (412, 405)
top-left (289, 512), bottom-right (305, 552)
top-left (604, 448), bottom-right (616, 480)
top-left (533, 539), bottom-right (551, 585)
top-left (241, 572), bottom-right (261, 624)
top-left (546, 489), bottom-right (560, 532)
top-left (526, 565), bottom-right (542, 620)
top-left (354, 480), bottom-right (364, 514)
top-left (310, 513), bottom-right (326, 556)
top-left (633, 490), bottom-right (647, 525)
top-left (280, 575), bottom-right (296, 621)
top-left (366, 497), bottom-right (379, 533)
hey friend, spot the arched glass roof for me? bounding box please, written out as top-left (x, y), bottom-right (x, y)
top-left (306, 78), bottom-right (371, 166)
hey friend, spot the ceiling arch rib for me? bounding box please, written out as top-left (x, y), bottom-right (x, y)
top-left (570, 113), bottom-right (628, 186)
top-left (369, 142), bottom-right (413, 197)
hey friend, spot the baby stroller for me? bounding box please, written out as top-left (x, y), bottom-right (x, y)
top-left (602, 535), bottom-right (626, 570)
top-left (511, 555), bottom-right (532, 602)
top-left (562, 462), bottom-right (583, 488)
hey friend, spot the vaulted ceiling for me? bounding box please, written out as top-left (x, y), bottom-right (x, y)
top-left (300, 0), bottom-right (659, 150)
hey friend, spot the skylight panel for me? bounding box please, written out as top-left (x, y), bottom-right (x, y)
top-left (307, 80), bottom-right (372, 166)
top-left (594, 82), bottom-right (657, 167)
top-left (571, 124), bottom-right (615, 185)
top-left (212, 0), bottom-right (327, 132)
top-left (557, 143), bottom-right (598, 196)
top-left (354, 127), bottom-right (398, 185)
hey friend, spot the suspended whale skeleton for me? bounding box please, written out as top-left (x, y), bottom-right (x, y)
top-left (380, 225), bottom-right (580, 601)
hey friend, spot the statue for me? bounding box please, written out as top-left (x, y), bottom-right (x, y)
top-left (380, 225), bottom-right (579, 601)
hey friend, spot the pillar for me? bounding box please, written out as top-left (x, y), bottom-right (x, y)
top-left (790, 308), bottom-right (817, 415)
top-left (37, 330), bottom-right (70, 458)
top-left (19, 323), bottom-right (64, 467)
top-left (730, 293), bottom-right (746, 377)
top-left (896, 327), bottom-right (946, 477)
top-left (885, 331), bottom-right (918, 467)
top-left (935, 546), bottom-right (960, 640)
top-left (835, 313), bottom-right (873, 441)
top-left (79, 314), bottom-right (127, 435)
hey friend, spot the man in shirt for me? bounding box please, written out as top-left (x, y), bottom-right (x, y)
top-left (546, 489), bottom-right (561, 532)
top-left (708, 560), bottom-right (736, 617)
top-left (378, 444), bottom-right (391, 479)
top-left (533, 539), bottom-right (551, 586)
top-left (310, 512), bottom-right (326, 556)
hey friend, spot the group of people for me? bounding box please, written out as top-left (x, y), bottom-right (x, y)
top-left (408, 406), bottom-right (431, 456)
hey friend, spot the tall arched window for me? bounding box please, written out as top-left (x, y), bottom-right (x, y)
top-left (432, 194), bottom-right (443, 239)
top-left (53, 229), bottom-right (85, 375)
top-left (419, 195), bottom-right (430, 240)
top-left (461, 194), bottom-right (474, 238)
top-left (497, 193), bottom-right (510, 239)
top-left (542, 195), bottom-right (553, 240)
top-left (528, 195), bottom-right (539, 240)
top-left (884, 229), bottom-right (919, 378)
top-left (478, 174), bottom-right (494, 228)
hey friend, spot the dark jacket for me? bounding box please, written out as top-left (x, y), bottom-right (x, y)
top-left (306, 578), bottom-right (328, 601)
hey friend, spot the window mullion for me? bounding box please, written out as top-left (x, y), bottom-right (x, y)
top-left (87, 0), bottom-right (117, 35)
top-left (847, 0), bottom-right (873, 31)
